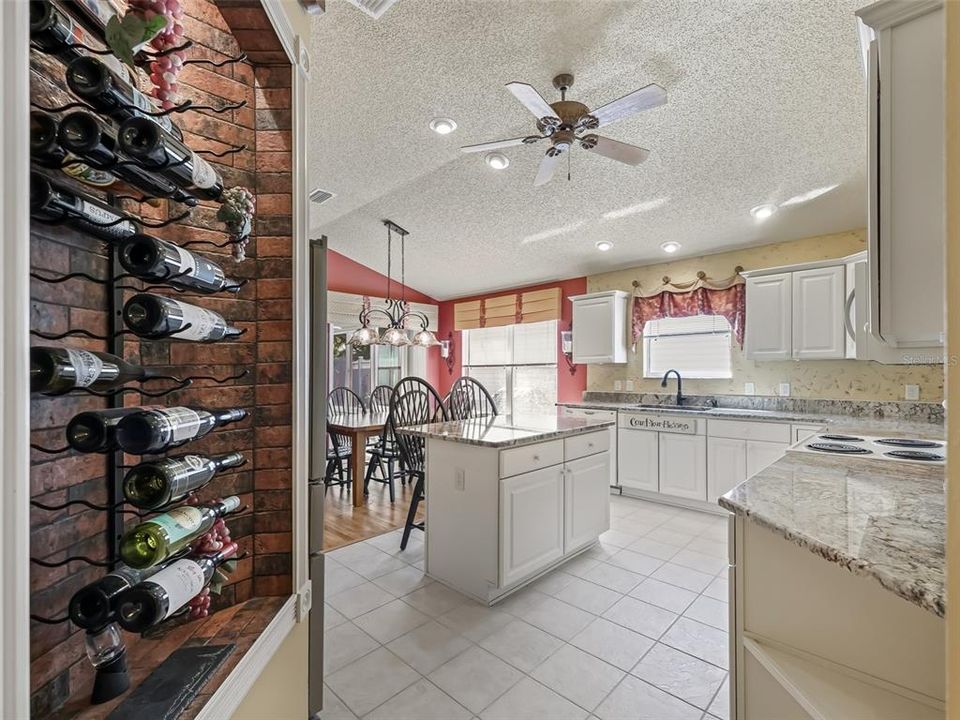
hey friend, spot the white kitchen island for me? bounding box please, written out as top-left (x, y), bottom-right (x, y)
top-left (400, 414), bottom-right (615, 605)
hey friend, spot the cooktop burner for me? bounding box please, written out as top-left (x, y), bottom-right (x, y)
top-left (818, 434), bottom-right (865, 442)
top-left (806, 442), bottom-right (873, 455)
top-left (875, 438), bottom-right (943, 449)
top-left (884, 450), bottom-right (944, 462)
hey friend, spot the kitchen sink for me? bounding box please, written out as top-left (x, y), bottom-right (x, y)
top-left (633, 403), bottom-right (716, 413)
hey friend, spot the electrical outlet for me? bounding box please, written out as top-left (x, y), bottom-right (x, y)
top-left (778, 382), bottom-right (791, 397)
top-left (904, 384), bottom-right (920, 401)
top-left (454, 468), bottom-right (465, 491)
top-left (625, 380), bottom-right (635, 392)
top-left (614, 380), bottom-right (623, 392)
top-left (743, 382), bottom-right (756, 395)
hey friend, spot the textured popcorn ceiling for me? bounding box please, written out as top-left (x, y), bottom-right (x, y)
top-left (307, 0), bottom-right (867, 300)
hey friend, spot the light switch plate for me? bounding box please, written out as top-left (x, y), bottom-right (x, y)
top-left (904, 384), bottom-right (920, 401)
top-left (625, 380), bottom-right (635, 392)
top-left (743, 382), bottom-right (756, 395)
top-left (614, 380), bottom-right (623, 391)
top-left (778, 383), bottom-right (791, 397)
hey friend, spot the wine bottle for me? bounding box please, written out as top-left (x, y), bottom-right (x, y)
top-left (58, 111), bottom-right (197, 206)
top-left (30, 0), bottom-right (127, 75)
top-left (65, 407), bottom-right (146, 453)
top-left (116, 543), bottom-right (238, 632)
top-left (122, 293), bottom-right (242, 342)
top-left (31, 112), bottom-right (116, 186)
top-left (31, 346), bottom-right (167, 395)
top-left (117, 117), bottom-right (224, 201)
top-left (118, 497), bottom-right (241, 569)
top-left (123, 452), bottom-right (246, 510)
top-left (69, 563), bottom-right (161, 630)
top-left (30, 171), bottom-right (136, 242)
top-left (118, 234), bottom-right (238, 293)
top-left (115, 406), bottom-right (247, 454)
top-left (65, 57), bottom-right (182, 140)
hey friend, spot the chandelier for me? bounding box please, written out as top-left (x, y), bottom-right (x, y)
top-left (349, 220), bottom-right (440, 348)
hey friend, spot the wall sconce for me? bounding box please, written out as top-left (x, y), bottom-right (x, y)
top-left (560, 329), bottom-right (576, 375)
top-left (440, 332), bottom-right (456, 375)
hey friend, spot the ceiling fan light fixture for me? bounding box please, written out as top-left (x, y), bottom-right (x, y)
top-left (485, 152), bottom-right (510, 170)
top-left (750, 204), bottom-right (777, 221)
top-left (660, 241), bottom-right (681, 254)
top-left (429, 117), bottom-right (457, 135)
top-left (595, 240), bottom-right (614, 252)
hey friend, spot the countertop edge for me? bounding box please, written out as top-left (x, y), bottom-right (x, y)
top-left (399, 419), bottom-right (615, 448)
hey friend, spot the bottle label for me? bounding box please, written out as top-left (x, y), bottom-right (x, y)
top-left (80, 200), bottom-right (121, 225)
top-left (150, 560), bottom-right (206, 618)
top-left (190, 152), bottom-right (218, 189)
top-left (165, 455), bottom-right (212, 496)
top-left (173, 302), bottom-right (222, 341)
top-left (174, 246), bottom-right (198, 276)
top-left (155, 408), bottom-right (204, 442)
top-left (64, 348), bottom-right (104, 387)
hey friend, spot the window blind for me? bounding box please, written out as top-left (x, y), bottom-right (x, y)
top-left (643, 315), bottom-right (732, 379)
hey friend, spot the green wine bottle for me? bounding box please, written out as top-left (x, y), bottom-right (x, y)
top-left (122, 452), bottom-right (245, 510)
top-left (118, 497), bottom-right (240, 569)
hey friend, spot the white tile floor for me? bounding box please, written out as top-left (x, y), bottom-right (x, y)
top-left (320, 495), bottom-right (731, 720)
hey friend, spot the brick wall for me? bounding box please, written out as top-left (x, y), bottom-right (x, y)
top-left (29, 1), bottom-right (293, 715)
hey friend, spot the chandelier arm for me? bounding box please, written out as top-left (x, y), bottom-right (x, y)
top-left (360, 307), bottom-right (399, 326)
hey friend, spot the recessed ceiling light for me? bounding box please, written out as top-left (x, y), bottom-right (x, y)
top-left (750, 204), bottom-right (777, 221)
top-left (660, 241), bottom-right (681, 254)
top-left (429, 117), bottom-right (457, 135)
top-left (596, 240), bottom-right (614, 252)
top-left (485, 152), bottom-right (509, 170)
top-left (780, 184), bottom-right (840, 207)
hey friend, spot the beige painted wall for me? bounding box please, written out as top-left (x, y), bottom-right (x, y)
top-left (231, 621), bottom-right (309, 720)
top-left (586, 229), bottom-right (945, 401)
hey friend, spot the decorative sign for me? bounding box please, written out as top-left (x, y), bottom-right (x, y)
top-left (620, 413), bottom-right (698, 434)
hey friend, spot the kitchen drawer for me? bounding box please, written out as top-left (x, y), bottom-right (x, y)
top-left (707, 419), bottom-right (791, 443)
top-left (560, 406), bottom-right (617, 421)
top-left (500, 439), bottom-right (564, 479)
top-left (563, 430), bottom-right (610, 462)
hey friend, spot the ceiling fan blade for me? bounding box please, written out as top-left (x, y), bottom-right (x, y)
top-left (505, 82), bottom-right (559, 123)
top-left (588, 83), bottom-right (667, 128)
top-left (460, 136), bottom-right (539, 153)
top-left (581, 135), bottom-right (650, 165)
top-left (533, 150), bottom-right (562, 187)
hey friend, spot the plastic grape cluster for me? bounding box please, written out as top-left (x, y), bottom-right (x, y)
top-left (217, 187), bottom-right (256, 260)
top-left (128, 0), bottom-right (186, 110)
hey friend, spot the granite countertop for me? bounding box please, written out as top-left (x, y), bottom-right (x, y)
top-left (399, 413), bottom-right (615, 448)
top-left (719, 452), bottom-right (945, 617)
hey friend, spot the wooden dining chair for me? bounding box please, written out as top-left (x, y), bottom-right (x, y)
top-left (325, 387), bottom-right (365, 491)
top-left (447, 376), bottom-right (499, 420)
top-left (364, 384), bottom-right (404, 501)
top-left (388, 377), bottom-right (448, 550)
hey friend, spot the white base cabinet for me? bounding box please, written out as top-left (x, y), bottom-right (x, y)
top-left (658, 433), bottom-right (707, 501)
top-left (500, 466), bottom-right (565, 587)
top-left (618, 427), bottom-right (660, 492)
top-left (707, 436), bottom-right (748, 502)
top-left (563, 454), bottom-right (612, 553)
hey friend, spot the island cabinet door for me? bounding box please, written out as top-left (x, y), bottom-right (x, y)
top-left (658, 433), bottom-right (707, 500)
top-left (563, 453), bottom-right (611, 554)
top-left (500, 466), bottom-right (565, 587)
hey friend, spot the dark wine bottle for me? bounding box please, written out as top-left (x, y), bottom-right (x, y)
top-left (58, 111), bottom-right (197, 206)
top-left (117, 117), bottom-right (224, 201)
top-left (30, 171), bottom-right (136, 242)
top-left (115, 406), bottom-right (247, 454)
top-left (31, 346), bottom-right (167, 395)
top-left (69, 563), bottom-right (161, 630)
top-left (118, 498), bottom-right (241, 570)
top-left (118, 234), bottom-right (238, 293)
top-left (30, 0), bottom-right (122, 70)
top-left (122, 293), bottom-right (242, 342)
top-left (65, 407), bottom-right (147, 453)
top-left (123, 452), bottom-right (246, 510)
top-left (30, 111), bottom-right (66, 167)
top-left (116, 542), bottom-right (238, 631)
top-left (65, 57), bottom-right (182, 140)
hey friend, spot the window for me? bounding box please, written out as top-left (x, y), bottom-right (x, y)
top-left (462, 320), bottom-right (558, 415)
top-left (642, 315), bottom-right (732, 379)
top-left (330, 331), bottom-right (411, 402)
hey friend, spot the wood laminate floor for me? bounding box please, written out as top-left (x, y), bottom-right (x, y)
top-left (323, 478), bottom-right (425, 551)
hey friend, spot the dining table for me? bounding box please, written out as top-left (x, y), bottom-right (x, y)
top-left (327, 411), bottom-right (390, 507)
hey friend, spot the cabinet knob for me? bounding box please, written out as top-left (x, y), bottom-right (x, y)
top-left (532, 455), bottom-right (540, 461)
top-left (587, 442), bottom-right (594, 448)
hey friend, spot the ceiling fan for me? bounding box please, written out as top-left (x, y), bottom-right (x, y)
top-left (460, 73), bottom-right (667, 186)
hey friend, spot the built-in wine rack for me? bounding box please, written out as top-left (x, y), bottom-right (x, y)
top-left (28, 1), bottom-right (295, 715)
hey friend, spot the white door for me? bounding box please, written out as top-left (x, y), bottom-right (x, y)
top-left (618, 429), bottom-right (659, 492)
top-left (707, 436), bottom-right (746, 502)
top-left (572, 296), bottom-right (615, 363)
top-left (746, 440), bottom-right (788, 478)
top-left (658, 433), bottom-right (707, 501)
top-left (563, 454), bottom-right (611, 554)
top-left (745, 273), bottom-right (792, 360)
top-left (500, 465), bottom-right (564, 586)
top-left (792, 266), bottom-right (845, 360)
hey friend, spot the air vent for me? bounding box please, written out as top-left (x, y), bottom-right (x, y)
top-left (309, 187), bottom-right (335, 205)
top-left (341, 0), bottom-right (399, 19)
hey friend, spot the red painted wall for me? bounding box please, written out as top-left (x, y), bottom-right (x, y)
top-left (326, 249), bottom-right (441, 388)
top-left (435, 277), bottom-right (588, 403)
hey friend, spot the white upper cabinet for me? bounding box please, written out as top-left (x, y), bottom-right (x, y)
top-left (791, 266), bottom-right (845, 360)
top-left (569, 291), bottom-right (629, 364)
top-left (745, 273), bottom-right (792, 360)
top-left (858, 0), bottom-right (945, 348)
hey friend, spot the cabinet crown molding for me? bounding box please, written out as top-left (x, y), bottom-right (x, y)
top-left (855, 0), bottom-right (942, 30)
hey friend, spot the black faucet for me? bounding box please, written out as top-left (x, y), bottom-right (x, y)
top-left (661, 369), bottom-right (683, 406)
